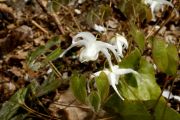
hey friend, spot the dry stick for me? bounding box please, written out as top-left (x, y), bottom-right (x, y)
top-left (36, 0), bottom-right (65, 34)
top-left (60, 5), bottom-right (82, 31)
top-left (42, 54), bottom-right (63, 79)
top-left (22, 103), bottom-right (61, 120)
top-left (145, 8), bottom-right (175, 40)
top-left (31, 20), bottom-right (49, 34)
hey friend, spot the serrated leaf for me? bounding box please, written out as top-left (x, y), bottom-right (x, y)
top-left (95, 72), bottom-right (109, 102)
top-left (36, 73), bottom-right (61, 97)
top-left (130, 25), bottom-right (145, 52)
top-left (88, 91), bottom-right (101, 112)
top-left (70, 73), bottom-right (87, 103)
top-left (47, 48), bottom-right (62, 61)
top-left (0, 88), bottom-right (28, 120)
top-left (166, 44), bottom-right (179, 75)
top-left (152, 39), bottom-right (168, 72)
top-left (119, 48), bottom-right (141, 69)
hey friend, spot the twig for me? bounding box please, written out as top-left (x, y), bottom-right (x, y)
top-left (31, 20), bottom-right (49, 34)
top-left (60, 5), bottom-right (82, 31)
top-left (145, 8), bottom-right (175, 40)
top-left (36, 0), bottom-right (65, 34)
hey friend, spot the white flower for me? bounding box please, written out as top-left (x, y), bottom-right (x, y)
top-left (59, 32), bottom-right (121, 69)
top-left (93, 24), bottom-right (107, 33)
top-left (110, 33), bottom-right (128, 58)
top-left (144, 0), bottom-right (174, 21)
top-left (162, 90), bottom-right (180, 102)
top-left (92, 65), bottom-right (138, 100)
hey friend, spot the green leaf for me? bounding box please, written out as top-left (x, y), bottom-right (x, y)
top-left (152, 39), bottom-right (168, 72)
top-left (145, 98), bottom-right (180, 120)
top-left (70, 73), bottom-right (87, 103)
top-left (117, 0), bottom-right (147, 22)
top-left (11, 114), bottom-right (28, 120)
top-left (105, 95), bottom-right (152, 120)
top-left (119, 48), bottom-right (141, 69)
top-left (130, 25), bottom-right (145, 52)
top-left (27, 46), bottom-right (46, 65)
top-left (165, 44), bottom-right (179, 75)
top-left (0, 88), bottom-right (28, 120)
top-left (95, 72), bottom-right (109, 102)
top-left (27, 36), bottom-right (60, 69)
top-left (45, 36), bottom-right (60, 49)
top-left (105, 95), bottom-right (180, 120)
top-left (36, 72), bottom-right (61, 97)
top-left (88, 91), bottom-right (101, 112)
top-left (47, 48), bottom-right (62, 61)
top-left (120, 57), bottom-right (161, 100)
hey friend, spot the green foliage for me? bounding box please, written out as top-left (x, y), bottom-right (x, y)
top-left (105, 95), bottom-right (180, 120)
top-left (86, 4), bottom-right (112, 26)
top-left (119, 48), bottom-right (141, 68)
top-left (27, 36), bottom-right (60, 70)
top-left (165, 44), bottom-right (179, 75)
top-left (120, 57), bottom-right (161, 100)
top-left (152, 39), bottom-right (168, 72)
top-left (70, 73), bottom-right (88, 103)
top-left (0, 88), bottom-right (28, 120)
top-left (35, 73), bottom-right (61, 97)
top-left (46, 48), bottom-right (62, 61)
top-left (152, 38), bottom-right (179, 75)
top-left (88, 91), bottom-right (101, 112)
top-left (130, 25), bottom-right (145, 53)
top-left (117, 0), bottom-right (148, 22)
top-left (95, 72), bottom-right (109, 102)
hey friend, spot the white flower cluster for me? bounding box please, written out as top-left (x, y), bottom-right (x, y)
top-left (144, 0), bottom-right (176, 21)
top-left (59, 32), bottom-right (138, 100)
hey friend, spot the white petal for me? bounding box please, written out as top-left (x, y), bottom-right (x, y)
top-left (72, 32), bottom-right (96, 44)
top-left (173, 95), bottom-right (180, 102)
top-left (98, 41), bottom-right (121, 62)
top-left (108, 73), bottom-right (124, 100)
top-left (115, 34), bottom-right (128, 49)
top-left (112, 66), bottom-right (138, 75)
top-left (93, 24), bottom-right (106, 33)
top-left (100, 48), bottom-right (113, 70)
top-left (59, 41), bottom-right (86, 58)
top-left (79, 43), bottom-right (100, 62)
top-left (162, 90), bottom-right (174, 99)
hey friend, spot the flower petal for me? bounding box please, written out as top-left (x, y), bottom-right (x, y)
top-left (108, 73), bottom-right (124, 100)
top-left (59, 41), bottom-right (86, 58)
top-left (93, 24), bottom-right (106, 33)
top-left (100, 48), bottom-right (114, 70)
top-left (98, 41), bottom-right (121, 62)
top-left (113, 67), bottom-right (138, 75)
top-left (115, 34), bottom-right (128, 49)
top-left (72, 32), bottom-right (96, 44)
top-left (79, 43), bottom-right (100, 62)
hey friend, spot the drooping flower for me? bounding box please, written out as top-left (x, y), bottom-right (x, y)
top-left (110, 33), bottom-right (128, 58)
top-left (59, 32), bottom-right (124, 69)
top-left (144, 0), bottom-right (174, 21)
top-left (92, 65), bottom-right (138, 100)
